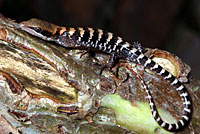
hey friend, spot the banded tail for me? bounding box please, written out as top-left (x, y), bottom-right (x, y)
top-left (128, 50), bottom-right (192, 132)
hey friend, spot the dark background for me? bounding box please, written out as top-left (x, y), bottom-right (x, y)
top-left (0, 0), bottom-right (200, 79)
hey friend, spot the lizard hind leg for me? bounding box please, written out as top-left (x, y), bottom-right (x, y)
top-left (132, 41), bottom-right (143, 53)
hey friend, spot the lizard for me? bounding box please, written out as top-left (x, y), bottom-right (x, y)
top-left (19, 18), bottom-right (192, 132)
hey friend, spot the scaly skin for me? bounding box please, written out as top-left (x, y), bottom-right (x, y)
top-left (20, 18), bottom-right (192, 132)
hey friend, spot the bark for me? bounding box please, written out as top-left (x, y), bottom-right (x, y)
top-left (0, 14), bottom-right (199, 134)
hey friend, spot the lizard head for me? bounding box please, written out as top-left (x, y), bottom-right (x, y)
top-left (20, 18), bottom-right (65, 41)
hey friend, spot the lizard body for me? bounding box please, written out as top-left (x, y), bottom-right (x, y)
top-left (20, 19), bottom-right (192, 132)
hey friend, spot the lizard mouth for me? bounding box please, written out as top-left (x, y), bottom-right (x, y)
top-left (19, 24), bottom-right (53, 41)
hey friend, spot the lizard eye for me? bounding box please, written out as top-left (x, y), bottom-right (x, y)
top-left (30, 27), bottom-right (42, 33)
